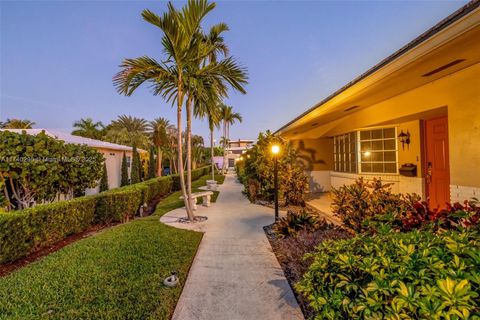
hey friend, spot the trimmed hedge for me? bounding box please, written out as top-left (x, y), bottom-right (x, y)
top-left (171, 166), bottom-right (210, 191)
top-left (0, 196), bottom-right (97, 263)
top-left (0, 166), bottom-right (210, 264)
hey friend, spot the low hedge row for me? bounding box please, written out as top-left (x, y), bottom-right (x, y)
top-left (0, 166), bottom-right (210, 264)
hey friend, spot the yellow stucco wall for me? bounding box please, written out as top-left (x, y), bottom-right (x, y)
top-left (290, 138), bottom-right (333, 171)
top-left (397, 120), bottom-right (422, 178)
top-left (300, 62), bottom-right (479, 187)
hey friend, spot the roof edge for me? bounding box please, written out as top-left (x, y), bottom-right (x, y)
top-left (275, 0), bottom-right (480, 135)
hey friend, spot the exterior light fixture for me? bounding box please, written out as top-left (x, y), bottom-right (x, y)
top-left (271, 144), bottom-right (280, 155)
top-left (398, 130), bottom-right (411, 150)
top-left (364, 151), bottom-right (371, 157)
top-left (271, 144), bottom-right (280, 221)
top-left (239, 156), bottom-right (244, 161)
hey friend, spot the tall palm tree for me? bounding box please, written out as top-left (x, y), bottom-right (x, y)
top-left (191, 134), bottom-right (205, 169)
top-left (106, 115), bottom-right (149, 148)
top-left (113, 0), bottom-right (247, 221)
top-left (220, 104), bottom-right (242, 172)
top-left (149, 117), bottom-right (174, 176)
top-left (196, 101), bottom-right (222, 180)
top-left (71, 118), bottom-right (104, 139)
top-left (113, 1), bottom-right (215, 220)
top-left (1, 119), bottom-right (35, 129)
top-left (184, 30), bottom-right (247, 213)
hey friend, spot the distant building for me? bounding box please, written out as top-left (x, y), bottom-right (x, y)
top-left (0, 129), bottom-right (145, 194)
top-left (226, 139), bottom-right (254, 168)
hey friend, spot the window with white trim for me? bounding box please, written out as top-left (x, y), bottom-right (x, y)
top-left (333, 132), bottom-right (357, 173)
top-left (359, 128), bottom-right (397, 173)
top-left (333, 127), bottom-right (398, 174)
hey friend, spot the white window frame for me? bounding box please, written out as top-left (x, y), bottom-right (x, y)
top-left (357, 126), bottom-right (398, 175)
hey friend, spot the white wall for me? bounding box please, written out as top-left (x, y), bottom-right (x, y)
top-left (330, 171), bottom-right (424, 197)
top-left (85, 148), bottom-right (133, 195)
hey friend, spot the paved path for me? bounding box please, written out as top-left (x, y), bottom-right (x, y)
top-left (161, 174), bottom-right (304, 320)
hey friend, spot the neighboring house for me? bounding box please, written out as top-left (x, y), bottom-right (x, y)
top-left (1, 129), bottom-right (144, 195)
top-left (276, 1), bottom-right (480, 209)
top-left (226, 139), bottom-right (254, 168)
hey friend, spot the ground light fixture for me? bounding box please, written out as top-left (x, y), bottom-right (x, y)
top-left (271, 144), bottom-right (280, 221)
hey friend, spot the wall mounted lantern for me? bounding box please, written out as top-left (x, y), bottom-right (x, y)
top-left (398, 130), bottom-right (411, 150)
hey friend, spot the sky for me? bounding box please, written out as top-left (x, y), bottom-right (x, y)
top-left (0, 0), bottom-right (467, 143)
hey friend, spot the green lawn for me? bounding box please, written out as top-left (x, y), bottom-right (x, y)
top-left (0, 173), bottom-right (225, 320)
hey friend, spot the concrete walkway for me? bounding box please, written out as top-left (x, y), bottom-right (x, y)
top-left (161, 174), bottom-right (304, 320)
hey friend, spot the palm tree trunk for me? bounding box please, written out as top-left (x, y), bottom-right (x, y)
top-left (157, 146), bottom-right (163, 176)
top-left (211, 127), bottom-right (215, 181)
top-left (186, 96), bottom-right (194, 214)
top-left (177, 86), bottom-right (194, 221)
top-left (222, 121), bottom-right (227, 174)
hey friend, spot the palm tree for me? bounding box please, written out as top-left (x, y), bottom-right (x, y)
top-left (113, 0), bottom-right (247, 221)
top-left (113, 1), bottom-right (214, 220)
top-left (1, 118), bottom-right (35, 129)
top-left (106, 115), bottom-right (149, 148)
top-left (196, 101), bottom-right (222, 180)
top-left (71, 118), bottom-right (104, 139)
top-left (149, 117), bottom-right (174, 176)
top-left (220, 104), bottom-right (242, 172)
top-left (191, 135), bottom-right (205, 169)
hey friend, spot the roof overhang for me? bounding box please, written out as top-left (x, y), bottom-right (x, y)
top-left (276, 1), bottom-right (480, 139)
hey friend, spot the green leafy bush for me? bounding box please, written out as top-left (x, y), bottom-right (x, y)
top-left (296, 229), bottom-right (480, 319)
top-left (331, 177), bottom-right (418, 233)
top-left (240, 130), bottom-right (309, 206)
top-left (273, 211), bottom-right (330, 238)
top-left (332, 178), bottom-right (480, 234)
top-left (0, 130), bottom-right (103, 209)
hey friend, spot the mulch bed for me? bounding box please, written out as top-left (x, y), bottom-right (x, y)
top-left (0, 192), bottom-right (167, 277)
top-left (264, 223), bottom-right (351, 319)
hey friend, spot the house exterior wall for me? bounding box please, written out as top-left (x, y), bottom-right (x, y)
top-left (290, 138), bottom-right (333, 192)
top-left (85, 148), bottom-right (133, 195)
top-left (289, 62), bottom-right (480, 200)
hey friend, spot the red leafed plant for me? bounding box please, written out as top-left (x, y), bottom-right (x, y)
top-left (401, 198), bottom-right (480, 231)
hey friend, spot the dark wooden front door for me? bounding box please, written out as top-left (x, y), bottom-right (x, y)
top-left (425, 116), bottom-right (450, 209)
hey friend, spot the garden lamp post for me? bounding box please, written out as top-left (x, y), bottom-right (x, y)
top-left (271, 144), bottom-right (280, 221)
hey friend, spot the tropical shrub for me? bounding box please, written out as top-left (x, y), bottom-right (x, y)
top-left (297, 229), bottom-right (480, 319)
top-left (331, 178), bottom-right (418, 232)
top-left (240, 130), bottom-right (309, 206)
top-left (0, 130), bottom-right (103, 209)
top-left (55, 142), bottom-right (104, 198)
top-left (398, 198), bottom-right (480, 232)
top-left (273, 211), bottom-right (327, 238)
top-left (271, 228), bottom-right (351, 289)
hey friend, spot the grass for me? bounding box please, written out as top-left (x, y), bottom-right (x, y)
top-left (0, 173), bottom-right (225, 320)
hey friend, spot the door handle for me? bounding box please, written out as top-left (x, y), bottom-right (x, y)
top-left (426, 162), bottom-right (432, 184)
